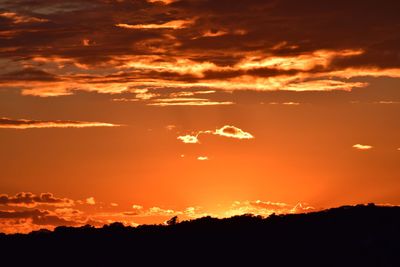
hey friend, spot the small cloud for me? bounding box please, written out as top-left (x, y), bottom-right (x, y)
top-left (115, 19), bottom-right (193, 30)
top-left (376, 101), bottom-right (400, 104)
top-left (353, 144), bottom-right (373, 150)
top-left (133, 89), bottom-right (160, 100)
top-left (197, 156), bottom-right (209, 161)
top-left (149, 98), bottom-right (233, 106)
top-left (178, 125), bottom-right (254, 144)
top-left (112, 98), bottom-right (139, 102)
top-left (132, 205), bottom-right (143, 210)
top-left (180, 154), bottom-right (185, 158)
top-left (177, 135), bottom-right (199, 144)
top-left (269, 102), bottom-right (300, 105)
top-left (110, 203), bottom-right (119, 207)
top-left (165, 125), bottom-right (176, 131)
top-left (148, 207), bottom-right (175, 215)
top-left (214, 125), bottom-right (254, 140)
top-left (170, 90), bottom-right (216, 97)
top-left (282, 102), bottom-right (300, 105)
top-left (202, 30), bottom-right (228, 38)
top-left (147, 0), bottom-right (176, 4)
top-left (86, 197), bottom-right (96, 205)
top-left (82, 39), bottom-right (91, 46)
top-left (0, 12), bottom-right (48, 24)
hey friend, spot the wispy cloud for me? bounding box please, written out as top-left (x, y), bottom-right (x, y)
top-left (353, 144), bottom-right (373, 150)
top-left (149, 98), bottom-right (233, 106)
top-left (0, 12), bottom-right (48, 24)
top-left (116, 19), bottom-right (193, 30)
top-left (0, 118), bottom-right (120, 129)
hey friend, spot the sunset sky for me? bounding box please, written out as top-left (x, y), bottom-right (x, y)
top-left (1, 0), bottom-right (399, 233)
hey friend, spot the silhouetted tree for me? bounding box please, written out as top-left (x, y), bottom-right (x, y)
top-left (166, 216), bottom-right (179, 225)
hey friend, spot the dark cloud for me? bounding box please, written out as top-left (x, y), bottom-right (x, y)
top-left (0, 0), bottom-right (400, 96)
top-left (0, 118), bottom-right (120, 129)
top-left (0, 192), bottom-right (74, 207)
top-left (0, 68), bottom-right (59, 82)
top-left (0, 209), bottom-right (79, 226)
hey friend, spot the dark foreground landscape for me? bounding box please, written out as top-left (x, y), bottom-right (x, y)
top-left (1, 204), bottom-right (399, 266)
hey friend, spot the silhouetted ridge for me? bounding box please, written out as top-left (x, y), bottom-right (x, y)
top-left (1, 204), bottom-right (399, 267)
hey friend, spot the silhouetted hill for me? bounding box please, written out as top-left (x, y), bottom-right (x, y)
top-left (1, 204), bottom-right (399, 266)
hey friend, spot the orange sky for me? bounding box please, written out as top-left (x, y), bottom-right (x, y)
top-left (0, 0), bottom-right (399, 233)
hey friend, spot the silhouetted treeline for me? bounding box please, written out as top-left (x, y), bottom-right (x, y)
top-left (1, 204), bottom-right (399, 266)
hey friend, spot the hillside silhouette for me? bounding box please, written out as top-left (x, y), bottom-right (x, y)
top-left (1, 204), bottom-right (399, 266)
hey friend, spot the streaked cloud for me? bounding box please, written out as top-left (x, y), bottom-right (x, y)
top-left (0, 117), bottom-right (120, 129)
top-left (116, 19), bottom-right (193, 30)
top-left (147, 0), bottom-right (176, 4)
top-left (0, 12), bottom-right (48, 24)
top-left (352, 144), bottom-right (373, 150)
top-left (149, 98), bottom-right (234, 106)
top-left (0, 192), bottom-right (73, 208)
top-left (375, 101), bottom-right (400, 104)
top-left (269, 102), bottom-right (300, 106)
top-left (1, 0), bottom-right (400, 99)
top-left (169, 90), bottom-right (216, 97)
top-left (178, 125), bottom-right (254, 144)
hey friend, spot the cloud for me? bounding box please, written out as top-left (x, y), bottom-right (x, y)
top-left (0, 12), bottom-right (48, 24)
top-left (147, 0), bottom-right (176, 4)
top-left (132, 205), bottom-right (143, 210)
top-left (0, 117), bottom-right (120, 129)
top-left (225, 200), bottom-right (316, 217)
top-left (177, 135), bottom-right (199, 144)
top-left (86, 197), bottom-right (96, 205)
top-left (197, 156), bottom-right (209, 161)
top-left (214, 125), bottom-right (254, 139)
top-left (352, 144), bottom-right (373, 150)
top-left (375, 101), bottom-right (400, 104)
top-left (148, 207), bottom-right (175, 216)
top-left (269, 102), bottom-right (300, 105)
top-left (0, 209), bottom-right (81, 234)
top-left (149, 99), bottom-right (234, 106)
top-left (178, 125), bottom-right (254, 144)
top-left (169, 90), bottom-right (216, 97)
top-left (165, 125), bottom-right (176, 131)
top-left (1, 0), bottom-right (400, 99)
top-left (115, 19), bottom-right (193, 30)
top-left (0, 192), bottom-right (73, 207)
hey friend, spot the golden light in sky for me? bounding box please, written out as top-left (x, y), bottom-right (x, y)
top-left (0, 0), bottom-right (399, 233)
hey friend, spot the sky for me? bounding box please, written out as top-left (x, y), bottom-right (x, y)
top-left (0, 0), bottom-right (399, 233)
